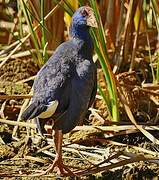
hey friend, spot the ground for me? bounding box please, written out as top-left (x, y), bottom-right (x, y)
top-left (0, 56), bottom-right (159, 179)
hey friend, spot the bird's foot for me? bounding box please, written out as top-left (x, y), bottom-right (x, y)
top-left (47, 160), bottom-right (77, 177)
top-left (32, 158), bottom-right (77, 177)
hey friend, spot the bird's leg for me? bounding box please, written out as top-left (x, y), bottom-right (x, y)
top-left (35, 117), bottom-right (44, 137)
top-left (45, 129), bottom-right (63, 173)
top-left (32, 130), bottom-right (77, 177)
top-left (38, 129), bottom-right (77, 176)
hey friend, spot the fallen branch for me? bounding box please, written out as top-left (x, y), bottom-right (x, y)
top-left (72, 125), bottom-right (159, 132)
top-left (109, 140), bottom-right (159, 157)
top-left (15, 76), bottom-right (36, 84)
top-left (0, 1), bottom-right (61, 68)
top-left (1, 118), bottom-right (159, 132)
top-left (23, 156), bottom-right (50, 164)
top-left (12, 88), bottom-right (33, 139)
top-left (117, 84), bottom-right (159, 144)
top-left (0, 118), bottom-right (36, 129)
top-left (0, 95), bottom-right (32, 100)
top-left (77, 153), bottom-right (158, 176)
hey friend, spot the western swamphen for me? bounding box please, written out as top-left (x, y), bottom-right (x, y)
top-left (21, 6), bottom-right (97, 176)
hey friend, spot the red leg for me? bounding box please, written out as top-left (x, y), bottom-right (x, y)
top-left (49, 130), bottom-right (77, 176)
top-left (45, 129), bottom-right (64, 174)
top-left (34, 130), bottom-right (77, 176)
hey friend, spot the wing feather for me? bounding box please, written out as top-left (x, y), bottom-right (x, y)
top-left (21, 41), bottom-right (76, 120)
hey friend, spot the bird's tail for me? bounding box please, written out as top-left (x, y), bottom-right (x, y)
top-left (21, 102), bottom-right (47, 120)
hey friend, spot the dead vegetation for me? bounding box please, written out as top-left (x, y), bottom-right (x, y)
top-left (0, 0), bottom-right (159, 179)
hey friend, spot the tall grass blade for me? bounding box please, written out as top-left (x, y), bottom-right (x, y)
top-left (98, 84), bottom-right (111, 118)
top-left (20, 0), bottom-right (43, 67)
top-left (52, 0), bottom-right (74, 16)
top-left (89, 0), bottom-right (108, 58)
top-left (52, 0), bottom-right (119, 122)
top-left (157, 53), bottom-right (159, 83)
top-left (40, 0), bottom-right (48, 63)
top-left (151, 0), bottom-right (159, 84)
top-left (129, 0), bottom-right (143, 72)
top-left (151, 0), bottom-right (159, 16)
top-left (64, 0), bottom-right (78, 32)
top-left (89, 0), bottom-right (119, 122)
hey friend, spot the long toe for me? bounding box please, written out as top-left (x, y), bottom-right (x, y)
top-left (57, 163), bottom-right (77, 177)
top-left (32, 160), bottom-right (77, 177)
top-left (31, 161), bottom-right (57, 176)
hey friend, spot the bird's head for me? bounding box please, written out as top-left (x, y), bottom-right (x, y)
top-left (70, 6), bottom-right (97, 39)
top-left (71, 6), bottom-right (98, 28)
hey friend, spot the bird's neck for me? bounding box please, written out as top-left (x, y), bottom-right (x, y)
top-left (69, 24), bottom-right (93, 51)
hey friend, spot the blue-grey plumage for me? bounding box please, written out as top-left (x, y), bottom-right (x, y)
top-left (21, 6), bottom-right (97, 134)
top-left (21, 6), bottom-right (97, 176)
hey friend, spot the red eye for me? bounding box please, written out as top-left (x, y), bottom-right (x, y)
top-left (80, 9), bottom-right (88, 17)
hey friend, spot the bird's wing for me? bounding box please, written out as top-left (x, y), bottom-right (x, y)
top-left (21, 41), bottom-right (76, 120)
top-left (20, 101), bottom-right (47, 120)
top-left (55, 59), bottom-right (97, 133)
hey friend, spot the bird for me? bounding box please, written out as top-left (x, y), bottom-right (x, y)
top-left (21, 6), bottom-right (97, 176)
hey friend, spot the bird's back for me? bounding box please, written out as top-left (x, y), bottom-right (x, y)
top-left (21, 38), bottom-right (96, 134)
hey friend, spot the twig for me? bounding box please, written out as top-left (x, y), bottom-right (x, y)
top-left (75, 151), bottom-right (123, 174)
top-left (36, 144), bottom-right (53, 153)
top-left (0, 136), bottom-right (5, 144)
top-left (0, 40), bottom-right (19, 56)
top-left (0, 49), bottom-right (53, 61)
top-left (109, 140), bottom-right (159, 157)
top-left (24, 156), bottom-right (50, 164)
top-left (129, 0), bottom-right (143, 72)
top-left (77, 154), bottom-right (157, 176)
top-left (0, 95), bottom-right (32, 100)
top-left (62, 147), bottom-right (103, 160)
top-left (15, 76), bottom-right (36, 84)
top-left (1, 118), bottom-right (159, 133)
top-left (89, 108), bottom-right (105, 124)
top-left (0, 118), bottom-right (36, 128)
top-left (77, 151), bottom-right (96, 166)
top-left (65, 143), bottom-right (106, 153)
top-left (142, 83), bottom-right (159, 90)
top-left (117, 84), bottom-right (159, 144)
top-left (72, 125), bottom-right (159, 132)
top-left (0, 2), bottom-right (62, 68)
top-left (119, 83), bottom-right (159, 96)
top-left (12, 88), bottom-right (33, 139)
top-left (0, 100), bottom-right (7, 119)
top-left (0, 173), bottom-right (57, 177)
top-left (39, 149), bottom-right (81, 161)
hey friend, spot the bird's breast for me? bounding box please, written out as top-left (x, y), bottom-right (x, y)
top-left (76, 59), bottom-right (93, 78)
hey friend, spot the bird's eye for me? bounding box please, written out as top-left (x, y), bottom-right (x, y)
top-left (80, 9), bottom-right (88, 17)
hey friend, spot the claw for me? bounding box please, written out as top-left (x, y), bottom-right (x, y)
top-left (32, 158), bottom-right (77, 177)
top-left (45, 160), bottom-right (77, 176)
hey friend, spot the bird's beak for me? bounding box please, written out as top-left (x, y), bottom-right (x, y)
top-left (86, 13), bottom-right (98, 28)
